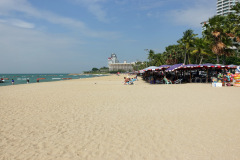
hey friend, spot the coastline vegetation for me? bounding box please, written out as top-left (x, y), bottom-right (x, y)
top-left (83, 66), bottom-right (110, 74)
top-left (133, 3), bottom-right (240, 71)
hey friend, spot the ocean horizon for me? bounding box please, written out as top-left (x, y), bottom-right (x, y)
top-left (0, 73), bottom-right (106, 86)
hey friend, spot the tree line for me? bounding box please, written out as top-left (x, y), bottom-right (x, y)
top-left (133, 3), bottom-right (240, 71)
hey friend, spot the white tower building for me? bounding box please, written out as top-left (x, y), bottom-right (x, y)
top-left (217, 0), bottom-right (240, 16)
top-left (108, 53), bottom-right (119, 65)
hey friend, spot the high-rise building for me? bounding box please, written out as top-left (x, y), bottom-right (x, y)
top-left (216, 0), bottom-right (240, 16)
top-left (201, 0), bottom-right (240, 30)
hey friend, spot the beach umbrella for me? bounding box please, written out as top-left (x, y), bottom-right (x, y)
top-left (158, 65), bottom-right (172, 69)
top-left (226, 64), bottom-right (237, 69)
top-left (180, 64), bottom-right (199, 69)
top-left (199, 63), bottom-right (216, 68)
top-left (158, 65), bottom-right (172, 71)
top-left (215, 64), bottom-right (226, 68)
top-left (165, 63), bottom-right (184, 72)
top-left (143, 66), bottom-right (161, 71)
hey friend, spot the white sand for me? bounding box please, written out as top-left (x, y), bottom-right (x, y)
top-left (0, 75), bottom-right (240, 160)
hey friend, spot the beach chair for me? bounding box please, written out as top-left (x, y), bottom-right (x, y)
top-left (163, 77), bottom-right (172, 84)
top-left (174, 79), bottom-right (182, 84)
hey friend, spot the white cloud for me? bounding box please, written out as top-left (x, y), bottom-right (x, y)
top-left (0, 0), bottom-right (119, 38)
top-left (72, 0), bottom-right (164, 22)
top-left (0, 23), bottom-right (82, 54)
top-left (0, 22), bottom-right (86, 73)
top-left (0, 0), bottom-right (121, 73)
top-left (72, 0), bottom-right (109, 22)
top-left (167, 1), bottom-right (216, 28)
top-left (0, 18), bottom-right (35, 29)
top-left (136, 0), bottom-right (164, 10)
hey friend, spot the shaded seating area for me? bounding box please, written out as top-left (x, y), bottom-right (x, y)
top-left (140, 63), bottom-right (238, 85)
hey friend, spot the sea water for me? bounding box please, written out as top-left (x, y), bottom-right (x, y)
top-left (0, 74), bottom-right (105, 86)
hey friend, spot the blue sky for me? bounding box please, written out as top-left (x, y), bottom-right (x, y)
top-left (0, 0), bottom-right (216, 73)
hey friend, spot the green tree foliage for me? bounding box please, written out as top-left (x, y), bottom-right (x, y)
top-left (191, 38), bottom-right (212, 64)
top-left (132, 61), bottom-right (147, 71)
top-left (178, 29), bottom-right (198, 64)
top-left (203, 15), bottom-right (233, 64)
top-left (92, 67), bottom-right (99, 72)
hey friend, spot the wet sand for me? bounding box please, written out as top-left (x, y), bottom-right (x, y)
top-left (0, 75), bottom-right (240, 160)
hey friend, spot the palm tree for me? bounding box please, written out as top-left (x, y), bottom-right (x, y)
top-left (147, 49), bottom-right (155, 66)
top-left (178, 29), bottom-right (197, 64)
top-left (226, 4), bottom-right (240, 57)
top-left (164, 45), bottom-right (182, 64)
top-left (203, 15), bottom-right (233, 64)
top-left (231, 2), bottom-right (240, 14)
top-left (191, 38), bottom-right (212, 64)
top-left (152, 53), bottom-right (165, 66)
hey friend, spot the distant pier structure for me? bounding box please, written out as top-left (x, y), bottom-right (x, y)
top-left (108, 53), bottom-right (134, 72)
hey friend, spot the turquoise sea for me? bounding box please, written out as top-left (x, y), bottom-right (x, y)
top-left (0, 74), bottom-right (105, 86)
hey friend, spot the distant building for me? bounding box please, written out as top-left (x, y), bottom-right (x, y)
top-left (201, 0), bottom-right (240, 31)
top-left (217, 0), bottom-right (240, 16)
top-left (107, 54), bottom-right (134, 72)
top-left (108, 53), bottom-right (119, 65)
top-left (200, 21), bottom-right (208, 32)
top-left (109, 62), bottom-right (134, 72)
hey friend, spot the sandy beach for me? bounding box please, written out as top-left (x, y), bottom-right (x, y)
top-left (0, 75), bottom-right (240, 160)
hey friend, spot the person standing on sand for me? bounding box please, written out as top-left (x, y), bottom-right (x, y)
top-left (12, 79), bottom-right (14, 85)
top-left (27, 79), bottom-right (29, 84)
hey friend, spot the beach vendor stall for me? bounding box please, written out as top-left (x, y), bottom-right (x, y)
top-left (233, 73), bottom-right (240, 87)
top-left (237, 66), bottom-right (240, 73)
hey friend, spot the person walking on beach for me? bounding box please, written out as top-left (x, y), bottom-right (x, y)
top-left (27, 79), bottom-right (29, 84)
top-left (12, 79), bottom-right (14, 85)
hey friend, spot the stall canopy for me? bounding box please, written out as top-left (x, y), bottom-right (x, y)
top-left (143, 66), bottom-right (161, 71)
top-left (139, 64), bottom-right (239, 73)
top-left (226, 64), bottom-right (237, 69)
top-left (180, 64), bottom-right (199, 69)
top-left (165, 63), bottom-right (184, 72)
top-left (199, 63), bottom-right (216, 68)
top-left (158, 65), bottom-right (172, 69)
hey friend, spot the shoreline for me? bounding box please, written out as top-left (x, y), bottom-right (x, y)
top-left (0, 74), bottom-right (108, 87)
